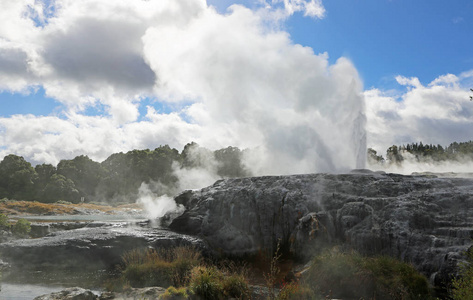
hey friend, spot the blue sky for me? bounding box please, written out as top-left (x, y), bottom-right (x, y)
top-left (208, 0), bottom-right (473, 88)
top-left (0, 0), bottom-right (472, 173)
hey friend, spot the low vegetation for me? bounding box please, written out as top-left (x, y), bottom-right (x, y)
top-left (109, 245), bottom-right (434, 300)
top-left (189, 265), bottom-right (250, 299)
top-left (303, 248), bottom-right (431, 300)
top-left (11, 218), bottom-right (31, 237)
top-left (0, 213), bottom-right (8, 228)
top-left (119, 246), bottom-right (203, 288)
top-left (0, 212), bottom-right (31, 239)
top-left (451, 248), bottom-right (473, 300)
top-left (110, 246), bottom-right (250, 299)
top-left (161, 286), bottom-right (190, 299)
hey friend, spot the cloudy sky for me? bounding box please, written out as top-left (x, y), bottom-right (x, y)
top-left (0, 0), bottom-right (472, 174)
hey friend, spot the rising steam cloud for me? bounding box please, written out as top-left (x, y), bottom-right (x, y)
top-left (137, 182), bottom-right (184, 219)
top-left (143, 4), bottom-right (367, 174)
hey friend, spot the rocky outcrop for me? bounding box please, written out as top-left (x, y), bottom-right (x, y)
top-left (169, 170), bottom-right (473, 287)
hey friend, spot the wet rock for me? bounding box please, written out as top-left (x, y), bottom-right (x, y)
top-left (34, 287), bottom-right (98, 300)
top-left (0, 223), bottom-right (206, 274)
top-left (169, 171), bottom-right (473, 288)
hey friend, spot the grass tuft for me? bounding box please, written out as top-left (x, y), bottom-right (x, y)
top-left (118, 246), bottom-right (202, 289)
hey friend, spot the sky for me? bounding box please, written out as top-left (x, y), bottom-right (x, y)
top-left (0, 0), bottom-right (472, 174)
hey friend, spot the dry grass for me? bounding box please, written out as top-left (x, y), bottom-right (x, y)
top-left (119, 246), bottom-right (203, 289)
top-left (0, 199), bottom-right (141, 216)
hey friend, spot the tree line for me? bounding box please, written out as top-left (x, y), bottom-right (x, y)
top-left (368, 140), bottom-right (473, 165)
top-left (0, 143), bottom-right (250, 204)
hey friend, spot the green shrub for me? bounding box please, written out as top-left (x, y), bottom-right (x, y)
top-left (118, 246), bottom-right (202, 289)
top-left (189, 266), bottom-right (224, 300)
top-left (0, 213), bottom-right (9, 229)
top-left (114, 246), bottom-right (250, 296)
top-left (188, 264), bottom-right (250, 300)
top-left (303, 248), bottom-right (431, 300)
top-left (12, 218), bottom-right (30, 237)
top-left (160, 286), bottom-right (190, 299)
top-left (222, 272), bottom-right (250, 299)
top-left (364, 255), bottom-right (430, 299)
top-left (451, 248), bottom-right (473, 300)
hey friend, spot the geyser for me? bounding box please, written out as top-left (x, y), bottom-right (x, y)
top-left (143, 5), bottom-right (367, 175)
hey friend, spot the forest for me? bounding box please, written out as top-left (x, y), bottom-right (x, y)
top-left (1, 140), bottom-right (473, 204)
top-left (368, 140), bottom-right (473, 165)
top-left (0, 142), bottom-right (249, 204)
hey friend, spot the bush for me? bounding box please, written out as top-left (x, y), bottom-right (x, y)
top-left (160, 286), bottom-right (190, 299)
top-left (12, 218), bottom-right (30, 237)
top-left (0, 213), bottom-right (8, 229)
top-left (118, 246), bottom-right (202, 289)
top-left (303, 248), bottom-right (431, 300)
top-left (364, 255), bottom-right (430, 299)
top-left (189, 266), bottom-right (224, 300)
top-left (188, 264), bottom-right (250, 300)
top-left (114, 246), bottom-right (250, 297)
top-left (222, 273), bottom-right (249, 299)
top-left (451, 248), bottom-right (473, 300)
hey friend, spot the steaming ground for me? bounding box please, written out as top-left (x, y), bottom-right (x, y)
top-left (367, 156), bottom-right (473, 176)
top-left (136, 183), bottom-right (184, 219)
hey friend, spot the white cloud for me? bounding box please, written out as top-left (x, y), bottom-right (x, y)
top-left (366, 72), bottom-right (473, 156)
top-left (258, 0), bottom-right (325, 20)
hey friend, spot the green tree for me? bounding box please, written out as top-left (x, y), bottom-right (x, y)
top-left (214, 146), bottom-right (250, 178)
top-left (35, 163), bottom-right (56, 186)
top-left (40, 174), bottom-right (80, 203)
top-left (98, 145), bottom-right (182, 202)
top-left (367, 148), bottom-right (385, 164)
top-left (0, 155), bottom-right (37, 200)
top-left (57, 155), bottom-right (106, 201)
top-left (386, 145), bottom-right (403, 164)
